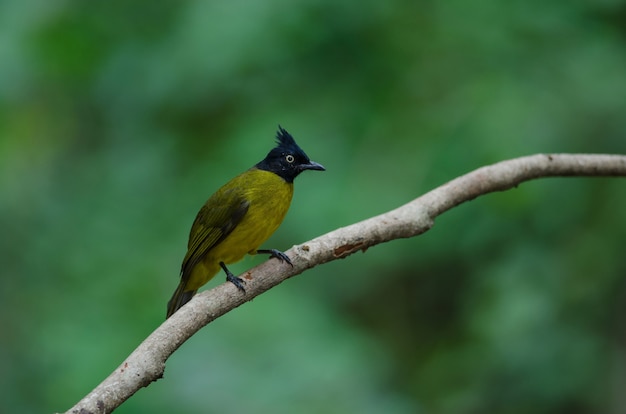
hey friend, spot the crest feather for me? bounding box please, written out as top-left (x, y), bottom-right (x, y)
top-left (276, 125), bottom-right (296, 147)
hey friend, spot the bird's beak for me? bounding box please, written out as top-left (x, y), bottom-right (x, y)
top-left (300, 161), bottom-right (326, 171)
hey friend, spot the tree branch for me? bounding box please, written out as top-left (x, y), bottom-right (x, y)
top-left (64, 153), bottom-right (626, 414)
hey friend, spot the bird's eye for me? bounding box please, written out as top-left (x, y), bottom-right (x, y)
top-left (285, 154), bottom-right (295, 163)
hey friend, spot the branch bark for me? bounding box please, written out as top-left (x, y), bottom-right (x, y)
top-left (64, 153), bottom-right (626, 414)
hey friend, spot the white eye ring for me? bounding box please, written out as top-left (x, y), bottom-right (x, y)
top-left (286, 154), bottom-right (295, 163)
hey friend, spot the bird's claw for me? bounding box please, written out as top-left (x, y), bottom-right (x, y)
top-left (221, 261), bottom-right (246, 292)
top-left (257, 249), bottom-right (293, 266)
top-left (227, 273), bottom-right (247, 293)
top-left (268, 249), bottom-right (293, 266)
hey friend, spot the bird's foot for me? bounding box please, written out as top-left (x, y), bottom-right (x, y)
top-left (227, 273), bottom-right (246, 292)
top-left (258, 249), bottom-right (293, 266)
top-left (221, 261), bottom-right (246, 293)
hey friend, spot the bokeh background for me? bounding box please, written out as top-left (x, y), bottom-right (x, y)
top-left (1, 1), bottom-right (626, 413)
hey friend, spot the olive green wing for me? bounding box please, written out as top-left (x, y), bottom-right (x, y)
top-left (180, 189), bottom-right (250, 279)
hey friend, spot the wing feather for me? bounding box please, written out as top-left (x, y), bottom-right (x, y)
top-left (180, 188), bottom-right (249, 279)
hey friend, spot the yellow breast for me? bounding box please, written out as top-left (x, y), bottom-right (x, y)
top-left (206, 169), bottom-right (294, 265)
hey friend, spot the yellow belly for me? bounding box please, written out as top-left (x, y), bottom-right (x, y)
top-left (187, 170), bottom-right (294, 290)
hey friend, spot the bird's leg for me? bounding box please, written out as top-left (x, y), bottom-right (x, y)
top-left (257, 249), bottom-right (293, 267)
top-left (220, 261), bottom-right (246, 293)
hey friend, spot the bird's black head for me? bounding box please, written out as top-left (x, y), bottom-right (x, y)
top-left (256, 126), bottom-right (325, 183)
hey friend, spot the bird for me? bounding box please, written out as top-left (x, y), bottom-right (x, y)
top-left (166, 126), bottom-right (325, 318)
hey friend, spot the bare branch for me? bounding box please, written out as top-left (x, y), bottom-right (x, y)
top-left (64, 153), bottom-right (626, 414)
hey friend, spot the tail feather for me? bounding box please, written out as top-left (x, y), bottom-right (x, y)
top-left (166, 282), bottom-right (197, 318)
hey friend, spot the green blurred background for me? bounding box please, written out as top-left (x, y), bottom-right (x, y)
top-left (1, 0), bottom-right (626, 413)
